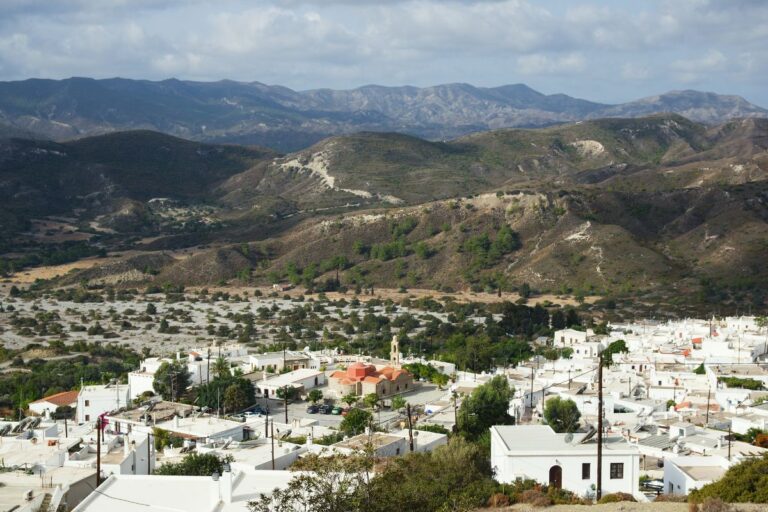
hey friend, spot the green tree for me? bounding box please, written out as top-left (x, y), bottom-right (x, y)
top-left (152, 360), bottom-right (191, 402)
top-left (601, 339), bottom-right (628, 366)
top-left (212, 357), bottom-right (230, 380)
top-left (391, 395), bottom-right (407, 411)
top-left (457, 375), bottom-right (514, 440)
top-left (363, 393), bottom-right (380, 410)
top-left (308, 389), bottom-right (324, 404)
top-left (341, 393), bottom-right (359, 407)
top-left (340, 408), bottom-right (372, 436)
top-left (543, 396), bottom-right (581, 433)
top-left (155, 453), bottom-right (233, 476)
top-left (223, 383), bottom-right (248, 413)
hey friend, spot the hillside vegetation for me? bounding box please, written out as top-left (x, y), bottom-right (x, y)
top-left (2, 114), bottom-right (768, 312)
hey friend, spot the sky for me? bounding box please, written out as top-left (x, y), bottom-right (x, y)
top-left (0, 0), bottom-right (766, 105)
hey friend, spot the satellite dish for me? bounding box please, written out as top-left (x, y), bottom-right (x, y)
top-left (564, 433), bottom-right (574, 443)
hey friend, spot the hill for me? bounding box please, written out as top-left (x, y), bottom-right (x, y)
top-left (0, 78), bottom-right (765, 152)
top-left (4, 114), bottom-right (768, 311)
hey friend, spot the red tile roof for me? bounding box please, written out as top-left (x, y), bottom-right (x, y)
top-left (31, 390), bottom-right (78, 407)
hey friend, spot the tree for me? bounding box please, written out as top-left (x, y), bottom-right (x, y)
top-left (308, 389), bottom-right (324, 404)
top-left (155, 453), bottom-right (233, 476)
top-left (363, 393), bottom-right (380, 410)
top-left (248, 451), bottom-right (373, 512)
top-left (153, 360), bottom-right (191, 402)
top-left (223, 383), bottom-right (248, 413)
top-left (340, 408), bottom-right (372, 436)
top-left (543, 396), bottom-right (581, 433)
top-left (276, 386), bottom-right (300, 401)
top-left (551, 310), bottom-right (566, 330)
top-left (54, 405), bottom-right (74, 420)
top-left (458, 375), bottom-right (514, 441)
top-left (601, 339), bottom-right (628, 366)
top-left (212, 357), bottom-right (230, 380)
top-left (391, 395), bottom-right (407, 411)
top-left (341, 393), bottom-right (359, 407)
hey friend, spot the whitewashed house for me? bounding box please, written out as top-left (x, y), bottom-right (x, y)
top-left (663, 456), bottom-right (729, 495)
top-left (491, 425), bottom-right (640, 499)
top-left (554, 329), bottom-right (588, 347)
top-left (77, 384), bottom-right (131, 424)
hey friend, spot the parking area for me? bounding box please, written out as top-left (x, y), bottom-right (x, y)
top-left (259, 383), bottom-right (449, 429)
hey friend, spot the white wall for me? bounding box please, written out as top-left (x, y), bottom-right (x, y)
top-left (77, 387), bottom-right (131, 424)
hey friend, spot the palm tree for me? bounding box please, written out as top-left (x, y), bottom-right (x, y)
top-left (212, 357), bottom-right (230, 380)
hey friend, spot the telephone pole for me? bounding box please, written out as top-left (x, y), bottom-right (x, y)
top-left (96, 416), bottom-right (102, 487)
top-left (597, 351), bottom-right (604, 501)
top-left (407, 403), bottom-right (414, 452)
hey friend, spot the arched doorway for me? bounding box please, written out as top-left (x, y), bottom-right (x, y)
top-left (548, 465), bottom-right (562, 489)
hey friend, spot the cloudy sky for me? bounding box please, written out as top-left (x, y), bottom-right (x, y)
top-left (0, 0), bottom-right (766, 105)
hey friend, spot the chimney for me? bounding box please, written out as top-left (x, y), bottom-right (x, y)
top-left (221, 464), bottom-right (233, 504)
top-left (174, 415), bottom-right (180, 428)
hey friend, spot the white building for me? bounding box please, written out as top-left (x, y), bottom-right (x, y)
top-left (77, 384), bottom-right (131, 424)
top-left (554, 329), bottom-right (588, 347)
top-left (663, 456), bottom-right (729, 495)
top-left (72, 468), bottom-right (299, 511)
top-left (29, 390), bottom-right (78, 418)
top-left (491, 425), bottom-right (641, 500)
top-left (253, 368), bottom-right (325, 398)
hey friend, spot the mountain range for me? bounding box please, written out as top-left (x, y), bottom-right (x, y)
top-left (0, 78), bottom-right (766, 152)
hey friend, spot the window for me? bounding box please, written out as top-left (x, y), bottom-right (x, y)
top-left (85, 415), bottom-right (90, 421)
top-left (581, 463), bottom-right (590, 479)
top-left (610, 463), bottom-right (624, 479)
top-left (85, 400), bottom-right (90, 406)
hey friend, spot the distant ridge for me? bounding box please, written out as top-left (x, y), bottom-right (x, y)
top-left (0, 78), bottom-right (765, 151)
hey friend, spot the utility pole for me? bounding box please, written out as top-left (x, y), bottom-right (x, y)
top-left (283, 386), bottom-right (289, 424)
top-left (597, 351), bottom-right (604, 502)
top-left (270, 420), bottom-right (275, 470)
top-left (529, 366), bottom-right (535, 411)
top-left (452, 392), bottom-right (459, 432)
top-left (706, 388), bottom-right (711, 426)
top-left (147, 433), bottom-right (152, 475)
top-left (96, 416), bottom-right (102, 487)
top-left (206, 348), bottom-right (211, 384)
top-left (728, 426), bottom-right (732, 461)
top-left (406, 403), bottom-right (414, 452)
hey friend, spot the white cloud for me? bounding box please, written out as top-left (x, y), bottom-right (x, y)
top-left (517, 53), bottom-right (585, 75)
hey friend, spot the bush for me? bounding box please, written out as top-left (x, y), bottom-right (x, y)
top-left (517, 489), bottom-right (552, 507)
top-left (487, 493), bottom-right (510, 508)
top-left (654, 494), bottom-right (688, 502)
top-left (598, 492), bottom-right (637, 503)
top-left (699, 498), bottom-right (734, 512)
top-left (689, 453), bottom-right (768, 503)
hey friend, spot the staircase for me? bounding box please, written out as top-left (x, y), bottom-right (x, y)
top-left (37, 493), bottom-right (52, 512)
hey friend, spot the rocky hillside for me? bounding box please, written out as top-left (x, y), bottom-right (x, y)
top-left (4, 114), bottom-right (768, 310)
top-left (0, 78), bottom-right (765, 152)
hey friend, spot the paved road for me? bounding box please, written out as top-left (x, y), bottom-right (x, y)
top-left (259, 383), bottom-right (449, 429)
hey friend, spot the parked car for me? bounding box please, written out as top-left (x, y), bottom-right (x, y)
top-left (331, 406), bottom-right (343, 415)
top-left (341, 407), bottom-right (351, 416)
top-left (306, 405), bottom-right (319, 414)
top-left (319, 404), bottom-right (333, 414)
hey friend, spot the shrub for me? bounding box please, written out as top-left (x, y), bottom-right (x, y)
top-left (699, 498), bottom-right (733, 512)
top-left (689, 453), bottom-right (768, 503)
top-left (517, 489), bottom-right (552, 507)
top-left (487, 493), bottom-right (510, 508)
top-left (654, 494), bottom-right (688, 502)
top-left (598, 492), bottom-right (637, 503)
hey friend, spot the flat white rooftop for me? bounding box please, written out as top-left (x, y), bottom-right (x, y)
top-left (492, 425), bottom-right (639, 455)
top-left (73, 471), bottom-right (298, 511)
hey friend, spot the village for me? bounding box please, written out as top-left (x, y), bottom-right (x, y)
top-left (0, 286), bottom-right (767, 510)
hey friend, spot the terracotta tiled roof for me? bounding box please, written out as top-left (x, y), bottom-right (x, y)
top-left (31, 390), bottom-right (78, 406)
top-left (363, 376), bottom-right (382, 384)
top-left (330, 371), bottom-right (346, 378)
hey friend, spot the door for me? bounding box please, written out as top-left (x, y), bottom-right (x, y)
top-left (549, 465), bottom-right (562, 489)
